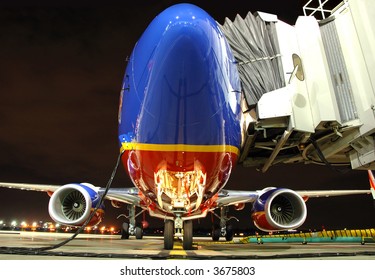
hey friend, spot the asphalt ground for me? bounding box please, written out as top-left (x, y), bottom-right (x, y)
top-left (0, 230), bottom-right (374, 260)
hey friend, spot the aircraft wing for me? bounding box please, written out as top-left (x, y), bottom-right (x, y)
top-left (0, 182), bottom-right (141, 206)
top-left (215, 188), bottom-right (371, 208)
top-left (98, 188), bottom-right (142, 206)
top-left (0, 182), bottom-right (60, 193)
top-left (297, 189), bottom-right (370, 198)
top-left (0, 182), bottom-right (371, 209)
top-left (216, 190), bottom-right (258, 207)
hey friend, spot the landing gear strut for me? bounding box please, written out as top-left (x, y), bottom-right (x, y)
top-left (118, 205), bottom-right (145, 239)
top-left (211, 206), bottom-right (238, 241)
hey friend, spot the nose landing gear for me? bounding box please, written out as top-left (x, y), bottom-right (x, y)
top-left (163, 217), bottom-right (193, 250)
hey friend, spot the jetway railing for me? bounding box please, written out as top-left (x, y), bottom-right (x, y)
top-left (303, 0), bottom-right (348, 19)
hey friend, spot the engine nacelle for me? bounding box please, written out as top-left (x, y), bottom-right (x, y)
top-left (251, 187), bottom-right (307, 232)
top-left (48, 183), bottom-right (104, 227)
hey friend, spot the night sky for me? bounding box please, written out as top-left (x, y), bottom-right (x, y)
top-left (0, 0), bottom-right (373, 231)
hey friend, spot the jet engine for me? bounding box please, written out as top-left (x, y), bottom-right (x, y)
top-left (48, 183), bottom-right (104, 227)
top-left (251, 187), bottom-right (307, 232)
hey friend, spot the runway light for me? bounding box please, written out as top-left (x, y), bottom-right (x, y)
top-left (48, 223), bottom-right (55, 232)
top-left (100, 226), bottom-right (106, 233)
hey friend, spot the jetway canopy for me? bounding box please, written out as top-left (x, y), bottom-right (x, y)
top-left (219, 12), bottom-right (285, 106)
top-left (221, 0), bottom-right (375, 172)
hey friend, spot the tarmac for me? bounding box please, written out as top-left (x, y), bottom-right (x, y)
top-left (1, 230), bottom-right (375, 260)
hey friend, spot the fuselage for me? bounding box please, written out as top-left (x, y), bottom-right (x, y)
top-left (118, 3), bottom-right (242, 220)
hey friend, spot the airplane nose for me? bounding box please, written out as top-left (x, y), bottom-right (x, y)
top-left (142, 4), bottom-right (225, 113)
top-left (128, 3), bottom-right (240, 145)
top-left (159, 5), bottom-right (215, 52)
top-left (153, 21), bottom-right (213, 90)
top-left (152, 4), bottom-right (220, 77)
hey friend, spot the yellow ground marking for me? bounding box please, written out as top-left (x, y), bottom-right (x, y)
top-left (170, 243), bottom-right (187, 256)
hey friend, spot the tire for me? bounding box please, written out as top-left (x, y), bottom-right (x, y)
top-left (121, 222), bottom-right (129, 239)
top-left (164, 220), bottom-right (174, 250)
top-left (183, 220), bottom-right (193, 250)
top-left (135, 226), bottom-right (143, 239)
top-left (225, 224), bottom-right (234, 241)
top-left (212, 225), bottom-right (220, 241)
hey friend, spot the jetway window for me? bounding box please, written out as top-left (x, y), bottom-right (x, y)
top-left (320, 19), bottom-right (358, 123)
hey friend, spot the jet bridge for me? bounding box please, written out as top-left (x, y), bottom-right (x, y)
top-left (220, 0), bottom-right (375, 172)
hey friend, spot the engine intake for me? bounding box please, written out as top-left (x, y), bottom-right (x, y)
top-left (252, 188), bottom-right (307, 232)
top-left (48, 183), bottom-right (104, 226)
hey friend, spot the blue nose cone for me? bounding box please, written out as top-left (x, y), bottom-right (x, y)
top-left (120, 3), bottom-right (241, 147)
top-left (133, 3), bottom-right (226, 102)
top-left (142, 5), bottom-right (224, 128)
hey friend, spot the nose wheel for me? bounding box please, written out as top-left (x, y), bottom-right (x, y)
top-left (183, 220), bottom-right (193, 250)
top-left (163, 219), bottom-right (193, 250)
top-left (164, 220), bottom-right (174, 250)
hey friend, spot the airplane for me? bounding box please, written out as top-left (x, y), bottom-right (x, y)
top-left (0, 3), bottom-right (373, 250)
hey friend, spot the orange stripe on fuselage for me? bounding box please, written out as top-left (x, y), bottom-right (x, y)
top-left (120, 142), bottom-right (240, 156)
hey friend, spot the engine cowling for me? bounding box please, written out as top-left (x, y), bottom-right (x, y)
top-left (48, 183), bottom-right (105, 227)
top-left (251, 187), bottom-right (307, 232)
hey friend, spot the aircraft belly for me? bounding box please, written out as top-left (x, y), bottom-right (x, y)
top-left (122, 148), bottom-right (238, 217)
